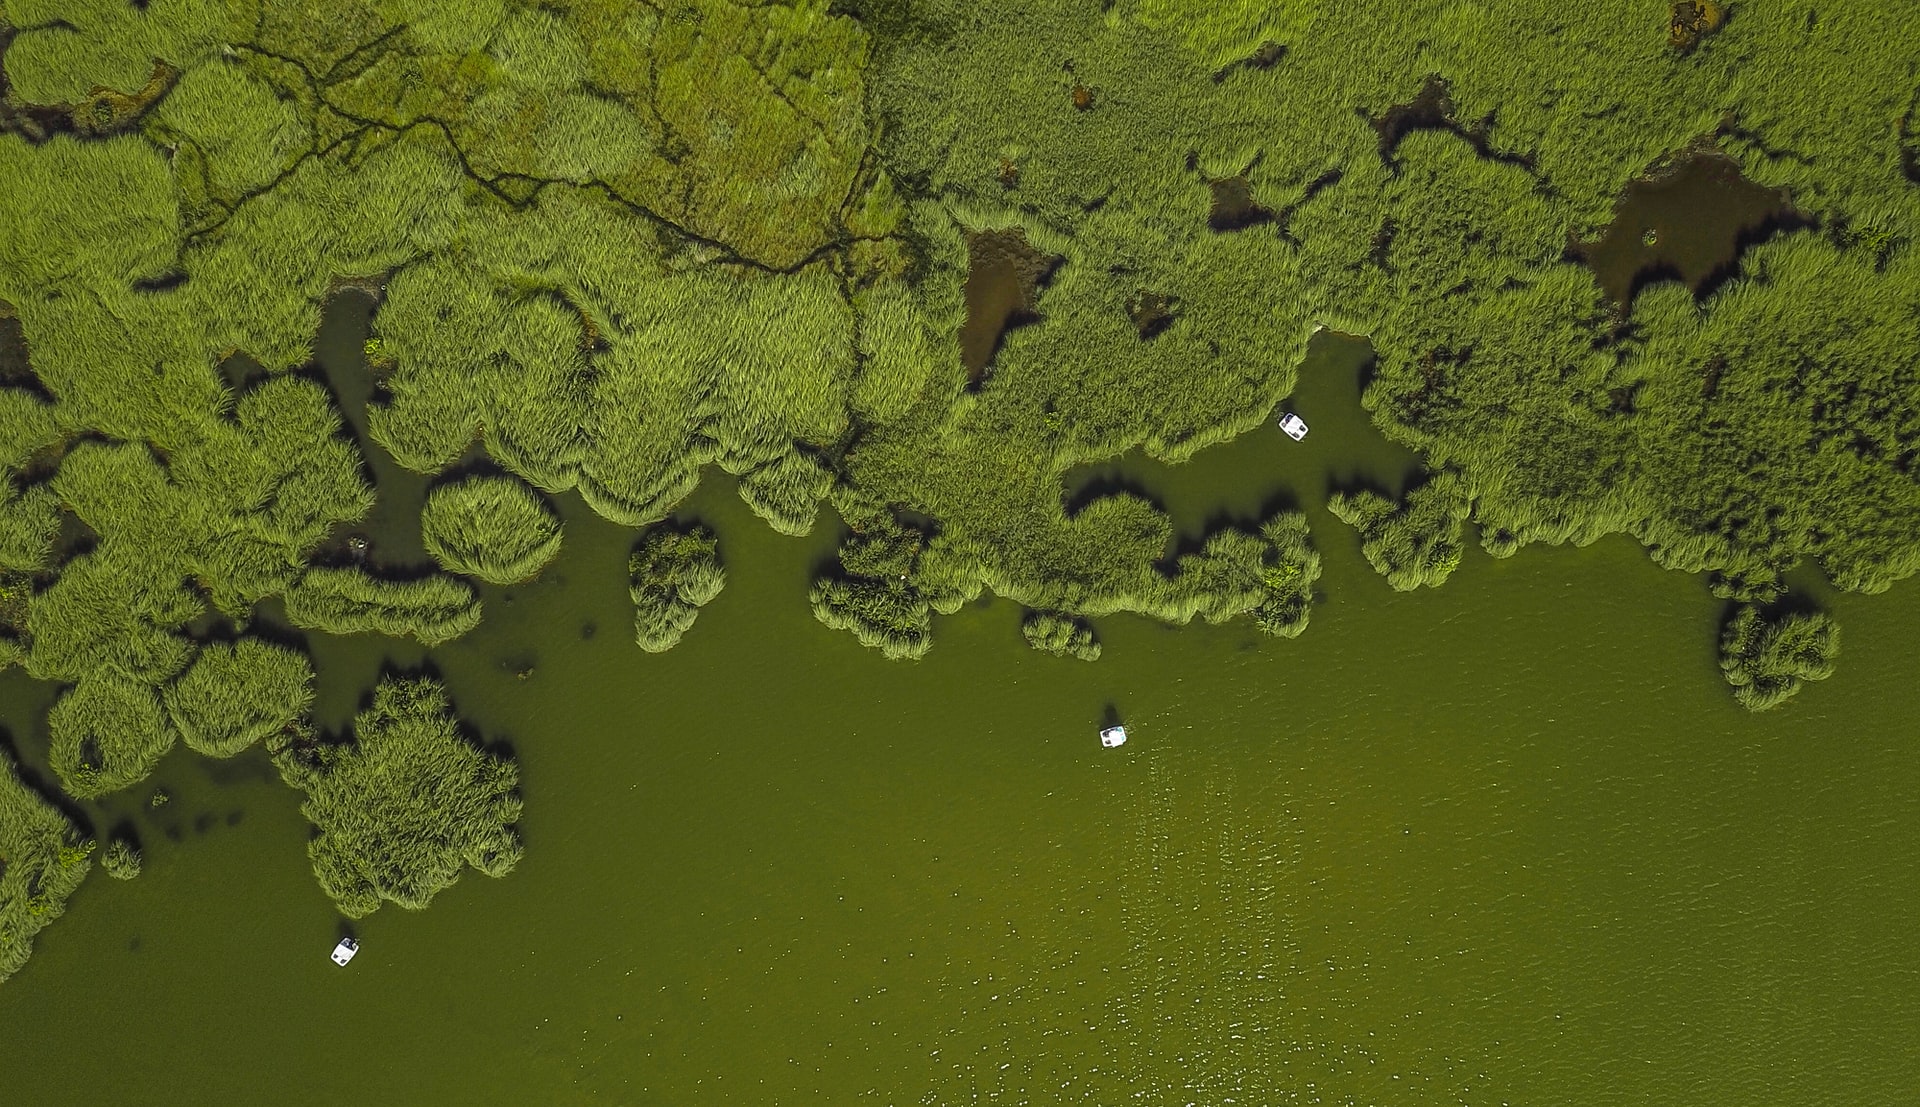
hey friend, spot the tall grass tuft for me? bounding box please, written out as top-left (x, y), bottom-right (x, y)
top-left (283, 567), bottom-right (482, 646)
top-left (1720, 604), bottom-right (1839, 711)
top-left (271, 677), bottom-right (521, 918)
top-left (1022, 610), bottom-right (1101, 660)
top-left (101, 836), bottom-right (142, 880)
top-left (420, 474), bottom-right (564, 585)
top-left (0, 746), bottom-right (93, 982)
top-left (164, 638), bottom-right (314, 757)
top-left (629, 523), bottom-right (724, 652)
top-left (1329, 471), bottom-right (1471, 592)
top-left (46, 669), bottom-right (178, 798)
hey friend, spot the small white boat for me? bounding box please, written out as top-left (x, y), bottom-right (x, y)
top-left (1277, 412), bottom-right (1309, 440)
top-left (1099, 725), bottom-right (1128, 748)
top-left (331, 937), bottom-right (359, 967)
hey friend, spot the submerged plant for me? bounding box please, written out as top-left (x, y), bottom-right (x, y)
top-left (273, 677), bottom-right (521, 918)
top-left (1719, 604), bottom-right (1839, 711)
top-left (628, 523), bottom-right (725, 652)
top-left (420, 474), bottom-right (564, 585)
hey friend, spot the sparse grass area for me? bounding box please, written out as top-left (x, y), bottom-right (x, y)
top-left (420, 475), bottom-right (563, 585)
top-left (272, 677), bottom-right (520, 918)
top-left (1022, 611), bottom-right (1100, 661)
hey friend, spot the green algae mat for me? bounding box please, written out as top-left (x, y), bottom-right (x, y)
top-left (3, 0), bottom-right (1920, 1101)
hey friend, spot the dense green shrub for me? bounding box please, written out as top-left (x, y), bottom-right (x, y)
top-left (283, 567), bottom-right (482, 646)
top-left (101, 837), bottom-right (142, 881)
top-left (0, 746), bottom-right (92, 982)
top-left (1719, 605), bottom-right (1839, 711)
top-left (272, 677), bottom-right (521, 918)
top-left (164, 638), bottom-right (314, 757)
top-left (628, 524), bottom-right (724, 652)
top-left (420, 474), bottom-right (564, 585)
top-left (1022, 611), bottom-right (1100, 661)
top-left (46, 669), bottom-right (178, 798)
top-left (1330, 471), bottom-right (1472, 592)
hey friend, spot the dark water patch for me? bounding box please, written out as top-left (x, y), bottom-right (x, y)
top-left (1207, 175), bottom-right (1274, 232)
top-left (0, 315), bottom-right (35, 386)
top-left (132, 271), bottom-right (188, 295)
top-left (218, 352), bottom-right (269, 392)
top-left (1576, 150), bottom-right (1805, 309)
top-left (193, 812), bottom-right (216, 835)
top-left (580, 621), bottom-right (596, 640)
top-left (1368, 76), bottom-right (1536, 174)
top-left (1125, 290), bottom-right (1178, 340)
top-left (958, 228), bottom-right (1060, 384)
top-left (1213, 41), bottom-right (1285, 82)
top-left (226, 809), bottom-right (243, 827)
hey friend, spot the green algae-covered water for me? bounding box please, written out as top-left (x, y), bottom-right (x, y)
top-left (1, 312), bottom-right (1916, 1105)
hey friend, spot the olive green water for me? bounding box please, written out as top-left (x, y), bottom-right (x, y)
top-left (2, 311), bottom-right (1917, 1105)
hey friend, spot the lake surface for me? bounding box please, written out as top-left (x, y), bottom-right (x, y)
top-left (1, 315), bottom-right (1916, 1105)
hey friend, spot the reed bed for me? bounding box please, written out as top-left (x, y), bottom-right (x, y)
top-left (283, 567), bottom-right (483, 646)
top-left (0, 746), bottom-right (92, 982)
top-left (628, 523), bottom-right (724, 652)
top-left (1022, 611), bottom-right (1101, 661)
top-left (46, 669), bottom-right (178, 799)
top-left (164, 638), bottom-right (315, 758)
top-left (420, 475), bottom-right (564, 585)
top-left (272, 677), bottom-right (521, 918)
top-left (1719, 604), bottom-right (1839, 712)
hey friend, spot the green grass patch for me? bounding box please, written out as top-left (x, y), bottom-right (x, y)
top-left (0, 745), bottom-right (92, 981)
top-left (629, 523), bottom-right (724, 653)
top-left (283, 567), bottom-right (482, 646)
top-left (164, 638), bottom-right (314, 758)
top-left (420, 474), bottom-right (564, 585)
top-left (1720, 604), bottom-right (1839, 712)
top-left (272, 677), bottom-right (521, 918)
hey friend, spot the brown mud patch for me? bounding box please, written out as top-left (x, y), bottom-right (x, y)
top-left (958, 228), bottom-right (1061, 383)
top-left (1576, 149), bottom-right (1806, 309)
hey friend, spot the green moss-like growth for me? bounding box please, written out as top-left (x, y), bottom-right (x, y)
top-left (47, 670), bottom-right (178, 799)
top-left (0, 747), bottom-right (93, 981)
top-left (272, 677), bottom-right (521, 918)
top-left (100, 836), bottom-right (142, 880)
top-left (420, 474), bottom-right (564, 585)
top-left (1720, 605), bottom-right (1839, 711)
top-left (283, 567), bottom-right (482, 646)
top-left (1330, 471), bottom-right (1471, 592)
top-left (628, 524), bottom-right (725, 652)
top-left (163, 638), bottom-right (314, 757)
top-left (1022, 611), bottom-right (1101, 660)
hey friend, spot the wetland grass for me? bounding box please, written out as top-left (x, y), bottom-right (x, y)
top-left (100, 837), bottom-right (141, 881)
top-left (282, 567), bottom-right (482, 646)
top-left (163, 638), bottom-right (314, 758)
top-left (628, 523), bottom-right (724, 653)
top-left (1022, 611), bottom-right (1101, 661)
top-left (0, 746), bottom-right (91, 982)
top-left (272, 677), bottom-right (520, 918)
top-left (420, 475), bottom-right (564, 585)
top-left (1719, 604), bottom-right (1839, 712)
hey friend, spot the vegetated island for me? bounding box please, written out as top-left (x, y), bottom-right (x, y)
top-left (2, 0), bottom-right (1916, 974)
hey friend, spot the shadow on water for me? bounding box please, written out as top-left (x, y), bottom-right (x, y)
top-left (1575, 149), bottom-right (1810, 309)
top-left (958, 228), bottom-right (1061, 386)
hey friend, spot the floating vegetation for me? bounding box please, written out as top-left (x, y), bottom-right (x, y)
top-left (273, 678), bottom-right (521, 918)
top-left (420, 475), bottom-right (564, 585)
top-left (628, 523), bottom-right (725, 653)
top-left (1022, 610), bottom-right (1101, 661)
top-left (164, 638), bottom-right (314, 758)
top-left (0, 746), bottom-right (92, 981)
top-left (1719, 605), bottom-right (1839, 711)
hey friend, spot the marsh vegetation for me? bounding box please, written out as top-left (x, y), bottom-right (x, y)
top-left (0, 0), bottom-right (1914, 974)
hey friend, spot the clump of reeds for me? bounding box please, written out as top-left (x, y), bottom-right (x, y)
top-left (47, 670), bottom-right (178, 799)
top-left (271, 677), bottom-right (521, 918)
top-left (101, 836), bottom-right (143, 880)
top-left (1329, 470), bottom-right (1471, 591)
top-left (0, 746), bottom-right (93, 981)
top-left (163, 637), bottom-right (314, 757)
top-left (628, 523), bottom-right (724, 652)
top-left (420, 474), bottom-right (564, 585)
top-left (1720, 604), bottom-right (1839, 711)
top-left (283, 567), bottom-right (482, 646)
top-left (737, 449), bottom-right (835, 536)
top-left (1022, 610), bottom-right (1101, 660)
